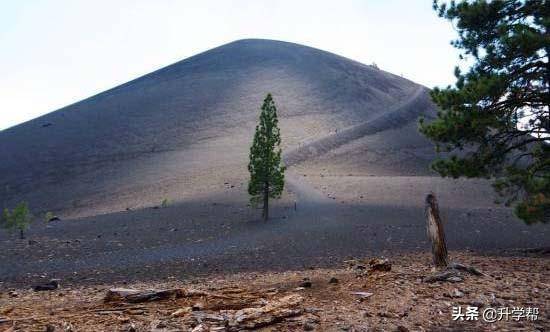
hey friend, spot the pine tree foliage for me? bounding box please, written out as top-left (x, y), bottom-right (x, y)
top-left (420, 0), bottom-right (549, 223)
top-left (2, 202), bottom-right (32, 239)
top-left (248, 94), bottom-right (285, 220)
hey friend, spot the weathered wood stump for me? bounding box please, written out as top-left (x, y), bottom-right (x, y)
top-left (423, 192), bottom-right (486, 283)
top-left (425, 192), bottom-right (448, 268)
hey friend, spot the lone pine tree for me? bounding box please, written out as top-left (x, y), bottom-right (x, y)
top-left (420, 0), bottom-right (549, 223)
top-left (2, 202), bottom-right (32, 239)
top-left (248, 94), bottom-right (285, 221)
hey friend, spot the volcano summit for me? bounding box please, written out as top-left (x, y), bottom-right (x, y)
top-left (1, 39), bottom-right (547, 286)
top-left (1, 39), bottom-right (435, 216)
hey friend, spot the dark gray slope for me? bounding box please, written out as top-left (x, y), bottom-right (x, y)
top-left (2, 40), bottom-right (549, 286)
top-left (1, 174), bottom-right (548, 287)
top-left (0, 39), bottom-right (433, 215)
top-left (0, 39), bottom-right (422, 167)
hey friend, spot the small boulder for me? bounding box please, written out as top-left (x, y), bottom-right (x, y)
top-left (303, 322), bottom-right (316, 331)
top-left (33, 279), bottom-right (60, 292)
top-left (369, 258), bottom-right (391, 272)
top-left (329, 277), bottom-right (339, 284)
top-left (299, 280), bottom-right (312, 288)
top-left (192, 302), bottom-right (204, 311)
top-left (452, 288), bottom-right (464, 298)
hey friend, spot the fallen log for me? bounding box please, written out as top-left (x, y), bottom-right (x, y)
top-left (104, 288), bottom-right (185, 303)
top-left (227, 294), bottom-right (304, 330)
top-left (188, 294), bottom-right (304, 331)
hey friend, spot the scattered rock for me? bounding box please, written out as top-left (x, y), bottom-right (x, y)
top-left (8, 290), bottom-right (18, 298)
top-left (28, 239), bottom-right (38, 245)
top-left (192, 302), bottom-right (204, 311)
top-left (299, 279), bottom-right (312, 288)
top-left (351, 291), bottom-right (373, 299)
top-left (378, 311), bottom-right (399, 318)
top-left (191, 324), bottom-right (209, 332)
top-left (303, 322), bottom-right (316, 331)
top-left (444, 288), bottom-right (464, 298)
top-left (329, 277), bottom-right (339, 284)
top-left (45, 324), bottom-right (56, 332)
top-left (171, 307), bottom-right (191, 317)
top-left (396, 325), bottom-right (409, 332)
top-left (369, 258), bottom-right (391, 272)
top-left (33, 279), bottom-right (60, 292)
top-left (48, 216), bottom-right (61, 222)
top-left (471, 299), bottom-right (484, 308)
top-left (471, 296), bottom-right (487, 308)
top-left (62, 322), bottom-right (74, 332)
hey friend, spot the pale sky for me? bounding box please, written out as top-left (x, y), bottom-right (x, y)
top-left (0, 0), bottom-right (460, 130)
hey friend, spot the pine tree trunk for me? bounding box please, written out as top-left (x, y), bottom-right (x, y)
top-left (425, 193), bottom-right (448, 268)
top-left (19, 228), bottom-right (24, 240)
top-left (263, 181), bottom-right (269, 221)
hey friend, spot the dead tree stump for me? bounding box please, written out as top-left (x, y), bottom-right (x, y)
top-left (425, 192), bottom-right (448, 269)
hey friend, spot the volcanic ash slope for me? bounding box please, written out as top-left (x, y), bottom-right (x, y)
top-left (2, 39), bottom-right (452, 218)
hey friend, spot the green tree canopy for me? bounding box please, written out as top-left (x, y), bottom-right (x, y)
top-left (420, 0), bottom-right (549, 223)
top-left (2, 202), bottom-right (32, 239)
top-left (248, 93), bottom-right (285, 221)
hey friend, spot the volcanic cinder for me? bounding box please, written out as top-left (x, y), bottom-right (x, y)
top-left (1, 39), bottom-right (548, 285)
top-left (0, 39), bottom-right (434, 217)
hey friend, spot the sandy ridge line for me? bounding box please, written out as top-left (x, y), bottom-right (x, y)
top-left (282, 86), bottom-right (433, 166)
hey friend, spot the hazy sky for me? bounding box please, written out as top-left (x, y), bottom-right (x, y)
top-left (0, 0), bottom-right (461, 130)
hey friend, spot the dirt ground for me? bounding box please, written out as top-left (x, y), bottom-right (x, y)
top-left (1, 251), bottom-right (548, 332)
